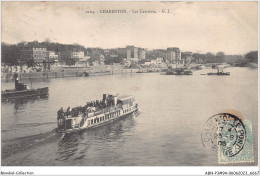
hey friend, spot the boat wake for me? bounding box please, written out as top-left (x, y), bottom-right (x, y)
top-left (5, 122), bottom-right (57, 129)
top-left (1, 130), bottom-right (63, 159)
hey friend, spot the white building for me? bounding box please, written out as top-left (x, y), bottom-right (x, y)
top-left (144, 62), bottom-right (151, 65)
top-left (156, 57), bottom-right (164, 64)
top-left (71, 51), bottom-right (84, 59)
top-left (48, 51), bottom-right (59, 59)
top-left (151, 60), bottom-right (157, 65)
top-left (139, 50), bottom-right (146, 60)
top-left (60, 51), bottom-right (85, 61)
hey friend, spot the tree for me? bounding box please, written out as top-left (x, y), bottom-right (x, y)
top-left (245, 51), bottom-right (258, 63)
top-left (205, 52), bottom-right (215, 63)
top-left (215, 52), bottom-right (225, 63)
top-left (65, 58), bottom-right (77, 66)
top-left (1, 43), bottom-right (20, 65)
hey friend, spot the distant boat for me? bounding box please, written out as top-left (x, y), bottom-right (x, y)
top-left (56, 94), bottom-right (138, 134)
top-left (78, 71), bottom-right (89, 77)
top-left (207, 72), bottom-right (230, 76)
top-left (207, 67), bottom-right (230, 76)
top-left (165, 68), bottom-right (193, 75)
top-left (1, 73), bottom-right (48, 102)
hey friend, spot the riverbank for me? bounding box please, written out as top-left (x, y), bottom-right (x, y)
top-left (1, 68), bottom-right (162, 82)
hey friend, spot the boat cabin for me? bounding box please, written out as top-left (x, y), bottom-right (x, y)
top-left (14, 73), bottom-right (28, 91)
top-left (118, 95), bottom-right (135, 108)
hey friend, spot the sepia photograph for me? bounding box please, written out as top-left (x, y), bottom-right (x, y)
top-left (1, 1), bottom-right (258, 174)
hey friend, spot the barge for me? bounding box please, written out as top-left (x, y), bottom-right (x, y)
top-left (56, 94), bottom-right (138, 134)
top-left (1, 73), bottom-right (48, 102)
top-left (166, 68), bottom-right (192, 75)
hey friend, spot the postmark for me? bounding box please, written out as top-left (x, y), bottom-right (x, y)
top-left (201, 113), bottom-right (243, 152)
top-left (201, 113), bottom-right (254, 164)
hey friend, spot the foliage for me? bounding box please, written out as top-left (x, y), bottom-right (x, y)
top-left (2, 41), bottom-right (89, 65)
top-left (104, 56), bottom-right (123, 65)
top-left (205, 52), bottom-right (215, 63)
top-left (245, 51), bottom-right (258, 63)
top-left (1, 43), bottom-right (20, 65)
top-left (214, 52), bottom-right (225, 63)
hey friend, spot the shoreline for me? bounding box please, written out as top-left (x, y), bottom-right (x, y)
top-left (1, 68), bottom-right (162, 82)
top-left (1, 63), bottom-right (257, 83)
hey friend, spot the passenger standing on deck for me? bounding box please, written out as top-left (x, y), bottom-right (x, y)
top-left (83, 108), bottom-right (86, 117)
top-left (67, 107), bottom-right (70, 116)
top-left (60, 108), bottom-right (64, 118)
top-left (57, 109), bottom-right (61, 119)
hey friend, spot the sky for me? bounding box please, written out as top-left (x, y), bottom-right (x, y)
top-left (1, 1), bottom-right (258, 55)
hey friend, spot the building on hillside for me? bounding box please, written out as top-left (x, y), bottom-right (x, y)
top-left (126, 45), bottom-right (135, 59)
top-left (127, 50), bottom-right (131, 59)
top-left (166, 47), bottom-right (181, 64)
top-left (20, 46), bottom-right (48, 63)
top-left (139, 49), bottom-right (146, 60)
top-left (60, 50), bottom-right (84, 60)
top-left (146, 57), bottom-right (164, 66)
top-left (86, 48), bottom-right (103, 55)
top-left (126, 45), bottom-right (145, 60)
top-left (75, 56), bottom-right (90, 67)
top-left (144, 61), bottom-right (151, 66)
top-left (47, 51), bottom-right (59, 61)
top-left (134, 47), bottom-right (138, 58)
top-left (117, 48), bottom-right (127, 55)
top-left (156, 57), bottom-right (164, 64)
top-left (181, 52), bottom-right (193, 64)
top-left (71, 51), bottom-right (84, 59)
top-left (151, 60), bottom-right (157, 65)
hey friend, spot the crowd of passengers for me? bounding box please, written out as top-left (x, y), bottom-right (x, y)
top-left (57, 99), bottom-right (120, 119)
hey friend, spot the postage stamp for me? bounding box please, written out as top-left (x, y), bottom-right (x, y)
top-left (201, 113), bottom-right (254, 164)
top-left (218, 119), bottom-right (254, 164)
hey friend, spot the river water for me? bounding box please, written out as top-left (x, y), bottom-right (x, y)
top-left (1, 67), bottom-right (258, 166)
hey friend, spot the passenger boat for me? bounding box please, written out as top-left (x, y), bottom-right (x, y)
top-left (56, 94), bottom-right (138, 134)
top-left (1, 73), bottom-right (49, 102)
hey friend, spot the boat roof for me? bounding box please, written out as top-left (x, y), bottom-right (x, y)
top-left (118, 95), bottom-right (134, 101)
top-left (103, 94), bottom-right (134, 101)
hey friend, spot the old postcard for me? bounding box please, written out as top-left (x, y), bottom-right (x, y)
top-left (1, 1), bottom-right (258, 175)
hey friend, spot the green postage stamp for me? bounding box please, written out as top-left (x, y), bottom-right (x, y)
top-left (217, 119), bottom-right (254, 164)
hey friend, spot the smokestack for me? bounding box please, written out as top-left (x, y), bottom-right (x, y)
top-left (103, 94), bottom-right (107, 102)
top-left (114, 96), bottom-right (118, 105)
top-left (14, 73), bottom-right (19, 91)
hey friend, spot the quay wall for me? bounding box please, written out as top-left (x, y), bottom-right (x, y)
top-left (1, 68), bottom-right (162, 82)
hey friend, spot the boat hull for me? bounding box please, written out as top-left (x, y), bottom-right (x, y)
top-left (207, 72), bottom-right (230, 76)
top-left (58, 106), bottom-right (138, 134)
top-left (166, 71), bottom-right (192, 75)
top-left (1, 87), bottom-right (49, 102)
